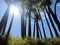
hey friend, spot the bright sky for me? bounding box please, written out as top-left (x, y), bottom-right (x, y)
top-left (0, 0), bottom-right (60, 38)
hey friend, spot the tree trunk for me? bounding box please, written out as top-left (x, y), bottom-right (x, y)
top-left (38, 9), bottom-right (46, 38)
top-left (45, 7), bottom-right (59, 37)
top-left (38, 23), bottom-right (43, 39)
top-left (0, 7), bottom-right (9, 33)
top-left (21, 15), bottom-right (24, 38)
top-left (28, 0), bottom-right (32, 37)
top-left (2, 7), bottom-right (9, 35)
top-left (5, 15), bottom-right (14, 38)
top-left (41, 19), bottom-right (46, 38)
top-left (43, 10), bottom-right (54, 38)
top-left (21, 0), bottom-right (26, 39)
top-left (5, 15), bottom-right (14, 45)
top-left (48, 5), bottom-right (60, 31)
top-left (24, 19), bottom-right (26, 37)
top-left (36, 20), bottom-right (39, 38)
top-left (33, 21), bottom-right (35, 37)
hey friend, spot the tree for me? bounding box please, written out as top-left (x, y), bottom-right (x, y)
top-left (31, 8), bottom-right (42, 38)
top-left (45, 7), bottom-right (59, 37)
top-left (1, 8), bottom-right (9, 35)
top-left (24, 0), bottom-right (40, 37)
top-left (39, 0), bottom-right (59, 37)
top-left (54, 0), bottom-right (60, 31)
top-left (43, 10), bottom-right (54, 38)
top-left (28, 0), bottom-right (32, 37)
top-left (38, 23), bottom-right (43, 39)
top-left (22, 0), bottom-right (32, 37)
top-left (38, 9), bottom-right (47, 38)
top-left (0, 8), bottom-right (9, 34)
top-left (21, 0), bottom-right (26, 39)
top-left (4, 15), bottom-right (14, 45)
top-left (31, 10), bottom-right (40, 38)
top-left (42, 0), bottom-right (60, 32)
top-left (33, 21), bottom-right (35, 37)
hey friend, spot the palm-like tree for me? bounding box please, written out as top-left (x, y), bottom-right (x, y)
top-left (45, 7), bottom-right (59, 37)
top-left (24, 0), bottom-right (40, 37)
top-left (39, 0), bottom-right (54, 37)
top-left (0, 0), bottom-right (13, 35)
top-left (22, 0), bottom-right (31, 37)
top-left (27, 0), bottom-right (32, 37)
top-left (32, 8), bottom-right (47, 38)
top-left (38, 9), bottom-right (47, 38)
top-left (32, 17), bottom-right (40, 38)
top-left (31, 0), bottom-right (54, 38)
top-left (4, 15), bottom-right (14, 45)
top-left (0, 0), bottom-right (14, 45)
top-left (42, 0), bottom-right (60, 32)
top-left (21, 0), bottom-right (26, 39)
top-left (31, 8), bottom-right (42, 38)
top-left (1, 8), bottom-right (9, 35)
top-left (0, 7), bottom-right (9, 34)
top-left (54, 0), bottom-right (60, 31)
top-left (48, 4), bottom-right (60, 32)
top-left (33, 21), bottom-right (35, 37)
top-left (6, 15), bottom-right (14, 39)
top-left (43, 10), bottom-right (54, 38)
top-left (38, 23), bottom-right (43, 39)
top-left (39, 0), bottom-right (59, 37)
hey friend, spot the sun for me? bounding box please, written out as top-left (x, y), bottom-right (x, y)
top-left (10, 4), bottom-right (20, 16)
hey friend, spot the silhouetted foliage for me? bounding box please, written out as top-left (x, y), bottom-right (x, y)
top-left (0, 0), bottom-right (60, 45)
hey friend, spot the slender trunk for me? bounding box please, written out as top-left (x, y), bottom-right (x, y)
top-left (28, 15), bottom-right (31, 37)
top-left (33, 21), bottom-right (35, 37)
top-left (54, 1), bottom-right (57, 15)
top-left (21, 16), bottom-right (24, 38)
top-left (48, 5), bottom-right (60, 31)
top-left (36, 20), bottom-right (39, 38)
top-left (45, 7), bottom-right (59, 37)
top-left (38, 9), bottom-right (46, 38)
top-left (0, 7), bottom-right (9, 33)
top-left (28, 0), bottom-right (32, 37)
top-left (5, 15), bottom-right (14, 40)
top-left (21, 0), bottom-right (26, 39)
top-left (1, 16), bottom-right (8, 35)
top-left (2, 8), bottom-right (9, 35)
top-left (54, 1), bottom-right (60, 31)
top-left (4, 15), bottom-right (14, 45)
top-left (41, 18), bottom-right (46, 38)
top-left (24, 19), bottom-right (26, 37)
top-left (38, 23), bottom-right (43, 39)
top-left (43, 10), bottom-right (54, 38)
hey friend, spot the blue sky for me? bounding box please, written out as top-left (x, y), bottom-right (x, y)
top-left (0, 0), bottom-right (60, 38)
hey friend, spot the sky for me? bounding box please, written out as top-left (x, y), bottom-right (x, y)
top-left (0, 0), bottom-right (60, 38)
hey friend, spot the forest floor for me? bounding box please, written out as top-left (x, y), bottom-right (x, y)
top-left (8, 36), bottom-right (60, 45)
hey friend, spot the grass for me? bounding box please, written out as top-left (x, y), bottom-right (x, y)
top-left (7, 36), bottom-right (60, 45)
